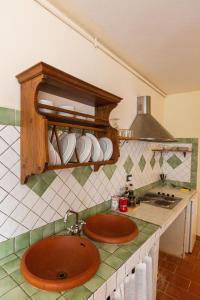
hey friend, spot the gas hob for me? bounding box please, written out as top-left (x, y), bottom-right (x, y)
top-left (139, 192), bottom-right (182, 209)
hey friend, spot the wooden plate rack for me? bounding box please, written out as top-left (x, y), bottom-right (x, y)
top-left (16, 62), bottom-right (122, 183)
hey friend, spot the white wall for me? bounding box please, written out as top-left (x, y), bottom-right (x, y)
top-left (0, 0), bottom-right (164, 129)
top-left (164, 91), bottom-right (200, 234)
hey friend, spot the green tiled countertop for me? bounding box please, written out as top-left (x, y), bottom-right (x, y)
top-left (0, 212), bottom-right (159, 300)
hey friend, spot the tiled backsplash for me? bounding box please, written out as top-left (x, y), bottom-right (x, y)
top-left (0, 107), bottom-right (197, 241)
top-left (160, 139), bottom-right (198, 189)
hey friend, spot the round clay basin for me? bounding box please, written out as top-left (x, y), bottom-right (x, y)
top-left (83, 214), bottom-right (138, 244)
top-left (21, 235), bottom-right (100, 291)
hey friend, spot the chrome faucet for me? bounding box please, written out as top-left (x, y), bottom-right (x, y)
top-left (64, 209), bottom-right (85, 235)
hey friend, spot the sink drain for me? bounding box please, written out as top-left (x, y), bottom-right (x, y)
top-left (56, 271), bottom-right (68, 280)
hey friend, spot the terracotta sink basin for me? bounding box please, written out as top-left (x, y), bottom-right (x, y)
top-left (83, 214), bottom-right (138, 244)
top-left (21, 235), bottom-right (100, 291)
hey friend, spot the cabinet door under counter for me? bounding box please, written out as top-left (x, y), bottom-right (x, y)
top-left (159, 192), bottom-right (198, 258)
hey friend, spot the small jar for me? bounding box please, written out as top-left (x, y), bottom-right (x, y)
top-left (119, 197), bottom-right (128, 212)
top-left (111, 195), bottom-right (119, 211)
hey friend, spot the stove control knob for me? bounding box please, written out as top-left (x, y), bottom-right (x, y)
top-left (162, 193), bottom-right (165, 196)
top-left (172, 194), bottom-right (174, 197)
top-left (158, 192), bottom-right (161, 195)
top-left (167, 194), bottom-right (170, 197)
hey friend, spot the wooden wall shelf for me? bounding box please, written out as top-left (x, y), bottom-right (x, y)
top-left (16, 62), bottom-right (122, 183)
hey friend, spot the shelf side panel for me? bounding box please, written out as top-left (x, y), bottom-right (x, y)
top-left (20, 78), bottom-right (48, 183)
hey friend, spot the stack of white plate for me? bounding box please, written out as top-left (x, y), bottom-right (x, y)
top-left (48, 131), bottom-right (113, 165)
top-left (99, 137), bottom-right (113, 160)
top-left (57, 105), bottom-right (75, 117)
top-left (38, 99), bottom-right (54, 114)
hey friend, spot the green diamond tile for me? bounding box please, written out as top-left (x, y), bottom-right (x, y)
top-left (96, 262), bottom-right (115, 280)
top-left (123, 155), bottom-right (134, 174)
top-left (32, 179), bottom-right (49, 197)
top-left (64, 285), bottom-right (92, 300)
top-left (0, 276), bottom-right (17, 296)
top-left (0, 286), bottom-right (27, 300)
top-left (84, 274), bottom-right (104, 293)
top-left (138, 155), bottom-right (146, 172)
top-left (40, 171), bottom-right (57, 186)
top-left (0, 107), bottom-right (15, 125)
top-left (72, 166), bottom-right (92, 186)
top-left (26, 175), bottom-right (38, 189)
top-left (167, 154), bottom-right (182, 169)
top-left (26, 172), bottom-right (56, 197)
top-left (102, 164), bottom-right (117, 180)
top-left (159, 155), bottom-right (164, 167)
top-left (150, 154), bottom-right (156, 169)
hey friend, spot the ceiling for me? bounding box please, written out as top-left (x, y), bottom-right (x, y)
top-left (47, 0), bottom-right (200, 94)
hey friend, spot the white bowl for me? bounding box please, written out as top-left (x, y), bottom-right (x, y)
top-left (57, 105), bottom-right (75, 117)
top-left (38, 99), bottom-right (54, 114)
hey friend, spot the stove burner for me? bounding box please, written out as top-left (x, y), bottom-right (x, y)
top-left (139, 191), bottom-right (182, 209)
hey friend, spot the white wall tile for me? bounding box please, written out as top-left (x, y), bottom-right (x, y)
top-left (0, 195), bottom-right (18, 215)
top-left (0, 137), bottom-right (8, 155)
top-left (0, 126), bottom-right (19, 145)
top-left (0, 171), bottom-right (18, 192)
top-left (0, 218), bottom-right (19, 238)
top-left (22, 190), bottom-right (39, 209)
top-left (22, 211), bottom-right (39, 230)
top-left (10, 183), bottom-right (29, 201)
top-left (0, 124), bottom-right (193, 240)
top-left (11, 203), bottom-right (29, 223)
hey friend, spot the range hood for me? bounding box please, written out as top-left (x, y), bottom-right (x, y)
top-left (130, 96), bottom-right (175, 142)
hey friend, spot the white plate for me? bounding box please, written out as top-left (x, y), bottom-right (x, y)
top-left (60, 133), bottom-right (76, 164)
top-left (48, 141), bottom-right (61, 166)
top-left (98, 148), bottom-right (104, 161)
top-left (76, 135), bottom-right (92, 163)
top-left (57, 105), bottom-right (75, 117)
top-left (99, 137), bottom-right (113, 160)
top-left (86, 133), bottom-right (101, 162)
top-left (38, 99), bottom-right (54, 114)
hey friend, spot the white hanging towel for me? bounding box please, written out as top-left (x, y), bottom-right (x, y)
top-left (110, 288), bottom-right (123, 300)
top-left (144, 256), bottom-right (153, 300)
top-left (135, 263), bottom-right (147, 300)
top-left (120, 282), bottom-right (125, 300)
top-left (124, 273), bottom-right (136, 300)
